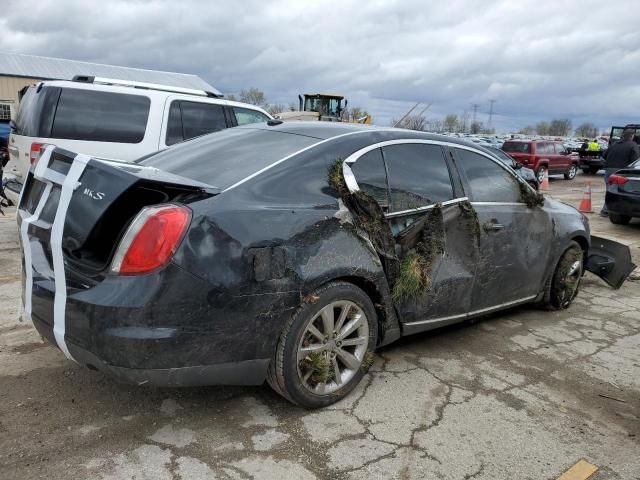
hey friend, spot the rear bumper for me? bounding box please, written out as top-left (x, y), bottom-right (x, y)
top-left (27, 261), bottom-right (279, 386)
top-left (606, 191), bottom-right (640, 217)
top-left (67, 341), bottom-right (269, 386)
top-left (578, 157), bottom-right (604, 168)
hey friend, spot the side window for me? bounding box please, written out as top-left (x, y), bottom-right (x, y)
top-left (349, 148), bottom-right (389, 207)
top-left (383, 143), bottom-right (453, 213)
top-left (554, 143), bottom-right (566, 154)
top-left (455, 149), bottom-right (521, 203)
top-left (51, 88), bottom-right (150, 143)
top-left (168, 101), bottom-right (227, 144)
top-left (233, 107), bottom-right (269, 126)
top-left (165, 101), bottom-right (183, 146)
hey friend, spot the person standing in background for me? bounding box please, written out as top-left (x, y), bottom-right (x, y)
top-left (600, 128), bottom-right (640, 216)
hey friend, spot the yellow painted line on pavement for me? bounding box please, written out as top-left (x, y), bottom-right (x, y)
top-left (556, 459), bottom-right (599, 480)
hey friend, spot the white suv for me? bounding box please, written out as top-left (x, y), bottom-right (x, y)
top-left (3, 76), bottom-right (271, 203)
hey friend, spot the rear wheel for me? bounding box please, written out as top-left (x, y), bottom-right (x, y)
top-left (267, 281), bottom-right (377, 408)
top-left (609, 213), bottom-right (631, 225)
top-left (540, 241), bottom-right (583, 310)
top-left (588, 166), bottom-right (600, 174)
top-left (564, 164), bottom-right (577, 180)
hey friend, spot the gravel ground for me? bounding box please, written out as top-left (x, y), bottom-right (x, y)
top-left (1, 171), bottom-right (638, 480)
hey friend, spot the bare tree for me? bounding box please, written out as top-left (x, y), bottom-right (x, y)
top-left (239, 88), bottom-right (267, 107)
top-left (536, 121), bottom-right (550, 136)
top-left (391, 115), bottom-right (428, 131)
top-left (443, 114), bottom-right (459, 132)
top-left (226, 94), bottom-right (237, 101)
top-left (470, 121), bottom-right (484, 134)
top-left (575, 122), bottom-right (597, 138)
top-left (267, 103), bottom-right (286, 115)
top-left (519, 125), bottom-right (535, 135)
top-left (549, 119), bottom-right (572, 137)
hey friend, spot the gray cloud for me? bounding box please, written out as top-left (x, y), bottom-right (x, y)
top-left (1, 0), bottom-right (638, 132)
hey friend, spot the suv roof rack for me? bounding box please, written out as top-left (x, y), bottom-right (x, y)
top-left (71, 75), bottom-right (223, 98)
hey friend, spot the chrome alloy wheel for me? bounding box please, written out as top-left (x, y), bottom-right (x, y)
top-left (296, 300), bottom-right (369, 394)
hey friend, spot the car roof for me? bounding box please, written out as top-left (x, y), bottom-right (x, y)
top-left (236, 121), bottom-right (503, 150)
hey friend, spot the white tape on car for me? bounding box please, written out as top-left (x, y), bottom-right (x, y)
top-left (19, 146), bottom-right (55, 319)
top-left (50, 153), bottom-right (90, 361)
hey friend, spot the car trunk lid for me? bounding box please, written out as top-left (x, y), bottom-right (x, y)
top-left (18, 146), bottom-right (217, 280)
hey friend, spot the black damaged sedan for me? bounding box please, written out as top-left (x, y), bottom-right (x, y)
top-left (18, 122), bottom-right (634, 408)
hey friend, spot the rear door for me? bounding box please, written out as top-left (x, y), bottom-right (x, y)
top-left (451, 147), bottom-right (553, 310)
top-left (350, 141), bottom-right (479, 330)
top-left (162, 98), bottom-right (229, 147)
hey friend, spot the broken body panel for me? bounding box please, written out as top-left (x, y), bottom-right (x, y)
top-left (18, 124), bottom-right (634, 388)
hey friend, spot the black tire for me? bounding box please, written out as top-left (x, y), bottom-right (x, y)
top-left (564, 164), bottom-right (578, 180)
top-left (609, 213), bottom-right (631, 225)
top-left (588, 166), bottom-right (600, 174)
top-left (581, 168), bottom-right (591, 175)
top-left (267, 281), bottom-right (378, 408)
top-left (539, 241), bottom-right (583, 310)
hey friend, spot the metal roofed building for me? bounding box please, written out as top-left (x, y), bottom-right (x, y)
top-left (0, 52), bottom-right (219, 120)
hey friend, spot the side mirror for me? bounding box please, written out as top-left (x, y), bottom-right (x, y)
top-left (9, 120), bottom-right (16, 131)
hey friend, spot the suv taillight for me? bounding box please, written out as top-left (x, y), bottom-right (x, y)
top-left (608, 175), bottom-right (628, 186)
top-left (111, 205), bottom-right (191, 275)
top-left (29, 142), bottom-right (43, 166)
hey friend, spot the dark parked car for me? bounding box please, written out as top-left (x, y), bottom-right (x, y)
top-left (502, 140), bottom-right (579, 182)
top-left (605, 159), bottom-right (640, 224)
top-left (18, 123), bottom-right (634, 408)
top-left (486, 146), bottom-right (539, 190)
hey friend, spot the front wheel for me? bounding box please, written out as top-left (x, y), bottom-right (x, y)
top-left (540, 241), bottom-right (583, 310)
top-left (564, 164), bottom-right (578, 180)
top-left (267, 282), bottom-right (378, 408)
top-left (609, 213), bottom-right (631, 225)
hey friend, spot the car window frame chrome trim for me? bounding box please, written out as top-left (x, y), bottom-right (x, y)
top-left (341, 138), bottom-right (531, 214)
top-left (404, 294), bottom-right (537, 327)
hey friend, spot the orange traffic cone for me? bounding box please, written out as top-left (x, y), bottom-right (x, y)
top-left (578, 181), bottom-right (593, 213)
top-left (540, 169), bottom-right (550, 191)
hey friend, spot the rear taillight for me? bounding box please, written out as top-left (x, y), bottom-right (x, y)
top-left (29, 142), bottom-right (43, 166)
top-left (111, 204), bottom-right (191, 275)
top-left (608, 174), bottom-right (629, 186)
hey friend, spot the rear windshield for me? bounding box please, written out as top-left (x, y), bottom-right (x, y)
top-left (51, 88), bottom-right (150, 143)
top-left (139, 127), bottom-right (319, 189)
top-left (502, 142), bottom-right (531, 153)
top-left (14, 85), bottom-right (150, 143)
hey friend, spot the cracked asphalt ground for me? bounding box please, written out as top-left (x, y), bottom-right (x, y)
top-left (1, 172), bottom-right (639, 480)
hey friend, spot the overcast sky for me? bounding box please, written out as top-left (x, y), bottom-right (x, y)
top-left (1, 0), bottom-right (638, 133)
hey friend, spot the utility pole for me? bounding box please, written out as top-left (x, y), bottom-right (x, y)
top-left (471, 103), bottom-right (479, 125)
top-left (488, 99), bottom-right (496, 129)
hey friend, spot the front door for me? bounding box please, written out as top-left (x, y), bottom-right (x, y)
top-left (451, 147), bottom-right (553, 311)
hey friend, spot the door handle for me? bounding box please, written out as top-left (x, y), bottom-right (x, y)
top-left (483, 222), bottom-right (505, 232)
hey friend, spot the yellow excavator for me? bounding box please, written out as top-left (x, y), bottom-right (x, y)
top-left (277, 93), bottom-right (372, 124)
